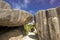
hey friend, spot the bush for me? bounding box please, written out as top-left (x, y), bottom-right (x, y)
top-left (24, 24), bottom-right (34, 35)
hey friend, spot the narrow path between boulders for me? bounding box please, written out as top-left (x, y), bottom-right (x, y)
top-left (22, 32), bottom-right (38, 40)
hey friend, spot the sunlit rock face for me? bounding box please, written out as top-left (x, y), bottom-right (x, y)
top-left (34, 10), bottom-right (49, 40)
top-left (35, 6), bottom-right (60, 40)
top-left (0, 1), bottom-right (12, 9)
top-left (47, 8), bottom-right (60, 40)
top-left (56, 6), bottom-right (60, 17)
top-left (0, 0), bottom-right (32, 27)
top-left (0, 0), bottom-right (32, 40)
top-left (0, 9), bottom-right (32, 26)
top-left (0, 0), bottom-right (3, 1)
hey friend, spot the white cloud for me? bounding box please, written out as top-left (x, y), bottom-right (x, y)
top-left (23, 0), bottom-right (30, 8)
top-left (39, 0), bottom-right (57, 4)
top-left (21, 3), bottom-right (28, 8)
top-left (14, 5), bottom-right (21, 10)
top-left (12, 0), bottom-right (30, 10)
top-left (50, 0), bottom-right (57, 4)
top-left (12, 3), bottom-right (21, 10)
top-left (24, 0), bottom-right (30, 4)
top-left (29, 10), bottom-right (34, 13)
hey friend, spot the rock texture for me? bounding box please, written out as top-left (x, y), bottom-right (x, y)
top-left (34, 6), bottom-right (60, 40)
top-left (0, 0), bottom-right (32, 40)
top-left (0, 27), bottom-right (24, 40)
top-left (0, 1), bottom-right (12, 9)
top-left (35, 10), bottom-right (49, 40)
top-left (47, 8), bottom-right (60, 40)
top-left (0, 0), bottom-right (3, 1)
top-left (0, 9), bottom-right (32, 26)
top-left (0, 0), bottom-right (32, 26)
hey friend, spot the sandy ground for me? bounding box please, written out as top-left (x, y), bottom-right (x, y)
top-left (22, 32), bottom-right (38, 40)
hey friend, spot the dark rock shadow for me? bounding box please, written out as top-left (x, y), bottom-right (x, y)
top-left (0, 25), bottom-right (25, 40)
top-left (28, 35), bottom-right (38, 40)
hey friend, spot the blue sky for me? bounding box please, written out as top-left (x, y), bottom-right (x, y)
top-left (4, 0), bottom-right (60, 15)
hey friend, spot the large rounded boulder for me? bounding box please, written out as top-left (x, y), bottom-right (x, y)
top-left (0, 9), bottom-right (32, 26)
top-left (0, 0), bottom-right (32, 27)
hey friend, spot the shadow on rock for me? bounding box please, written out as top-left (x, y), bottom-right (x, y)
top-left (28, 35), bottom-right (38, 39)
top-left (0, 26), bottom-right (25, 40)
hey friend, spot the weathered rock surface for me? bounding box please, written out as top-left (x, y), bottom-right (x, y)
top-left (0, 0), bottom-right (32, 26)
top-left (0, 1), bottom-right (12, 9)
top-left (35, 6), bottom-right (60, 40)
top-left (0, 0), bottom-right (3, 1)
top-left (47, 8), bottom-right (60, 40)
top-left (35, 10), bottom-right (49, 40)
top-left (0, 9), bottom-right (32, 26)
top-left (0, 27), bottom-right (24, 40)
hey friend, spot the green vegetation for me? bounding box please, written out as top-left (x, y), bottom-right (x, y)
top-left (35, 31), bottom-right (38, 36)
top-left (24, 24), bottom-right (34, 35)
top-left (24, 23), bottom-right (38, 35)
